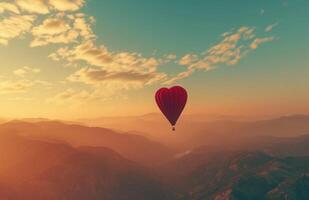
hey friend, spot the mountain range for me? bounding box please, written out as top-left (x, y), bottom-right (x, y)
top-left (1, 115), bottom-right (309, 199)
top-left (80, 114), bottom-right (309, 150)
top-left (0, 121), bottom-right (174, 167)
top-left (0, 133), bottom-right (177, 200)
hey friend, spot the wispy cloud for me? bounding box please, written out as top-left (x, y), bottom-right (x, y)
top-left (178, 54), bottom-right (198, 66)
top-left (265, 23), bottom-right (278, 32)
top-left (0, 79), bottom-right (52, 94)
top-left (250, 37), bottom-right (274, 50)
top-left (0, 79), bottom-right (34, 93)
top-left (68, 67), bottom-right (166, 86)
top-left (50, 41), bottom-right (167, 89)
top-left (46, 88), bottom-right (92, 105)
top-left (164, 27), bottom-right (275, 84)
top-left (260, 9), bottom-right (265, 15)
top-left (13, 66), bottom-right (41, 77)
top-left (30, 13), bottom-right (94, 47)
top-left (47, 86), bottom-right (126, 106)
top-left (0, 0), bottom-right (277, 102)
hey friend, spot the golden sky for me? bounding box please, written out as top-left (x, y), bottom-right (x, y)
top-left (0, 0), bottom-right (308, 119)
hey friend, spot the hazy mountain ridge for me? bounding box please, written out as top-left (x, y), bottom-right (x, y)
top-left (0, 133), bottom-right (178, 200)
top-left (1, 116), bottom-right (309, 199)
top-left (79, 114), bottom-right (309, 150)
top-left (0, 121), bottom-right (175, 167)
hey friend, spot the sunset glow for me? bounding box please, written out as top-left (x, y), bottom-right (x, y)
top-left (0, 0), bottom-right (308, 119)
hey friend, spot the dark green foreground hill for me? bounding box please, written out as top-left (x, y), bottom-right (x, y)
top-left (162, 148), bottom-right (309, 200)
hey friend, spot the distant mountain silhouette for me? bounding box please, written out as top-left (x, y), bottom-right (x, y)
top-left (2, 118), bottom-right (309, 199)
top-left (172, 114), bottom-right (309, 150)
top-left (0, 133), bottom-right (177, 200)
top-left (79, 114), bottom-right (309, 150)
top-left (0, 121), bottom-right (174, 167)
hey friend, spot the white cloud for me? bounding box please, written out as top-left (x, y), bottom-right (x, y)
top-left (165, 26), bottom-right (275, 84)
top-left (163, 68), bottom-right (195, 85)
top-left (50, 40), bottom-right (167, 87)
top-left (250, 37), bottom-right (274, 49)
top-left (0, 1), bottom-right (92, 46)
top-left (0, 78), bottom-right (53, 94)
top-left (0, 0), bottom-right (277, 101)
top-left (32, 18), bottom-right (70, 36)
top-left (68, 67), bottom-right (166, 86)
top-left (31, 29), bottom-right (79, 47)
top-left (0, 79), bottom-right (34, 93)
top-left (30, 14), bottom-right (95, 47)
top-left (179, 54), bottom-right (198, 66)
top-left (13, 66), bottom-right (41, 77)
top-left (49, 0), bottom-right (85, 12)
top-left (0, 15), bottom-right (36, 46)
top-left (164, 54), bottom-right (177, 61)
top-left (265, 23), bottom-right (278, 32)
top-left (52, 41), bottom-right (162, 71)
top-left (47, 86), bottom-right (127, 106)
top-left (16, 0), bottom-right (50, 14)
top-left (46, 88), bottom-right (92, 105)
top-left (0, 2), bottom-right (20, 14)
top-left (73, 15), bottom-right (95, 40)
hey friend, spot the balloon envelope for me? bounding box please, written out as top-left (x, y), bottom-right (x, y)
top-left (155, 86), bottom-right (187, 129)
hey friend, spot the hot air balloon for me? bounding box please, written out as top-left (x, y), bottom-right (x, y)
top-left (155, 86), bottom-right (187, 131)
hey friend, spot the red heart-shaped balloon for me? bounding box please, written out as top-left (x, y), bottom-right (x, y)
top-left (155, 86), bottom-right (188, 130)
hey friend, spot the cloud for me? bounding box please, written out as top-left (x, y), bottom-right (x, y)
top-left (250, 37), bottom-right (274, 49)
top-left (165, 26), bottom-right (274, 84)
top-left (47, 86), bottom-right (127, 106)
top-left (51, 40), bottom-right (167, 87)
top-left (73, 14), bottom-right (95, 40)
top-left (68, 67), bottom-right (166, 87)
top-left (30, 16), bottom-right (74, 47)
top-left (30, 14), bottom-right (95, 47)
top-left (0, 0), bottom-right (277, 101)
top-left (265, 23), bottom-right (278, 32)
top-left (200, 27), bottom-right (255, 66)
top-left (32, 18), bottom-right (70, 35)
top-left (0, 15), bottom-right (36, 45)
top-left (0, 2), bottom-right (20, 14)
top-left (47, 88), bottom-right (91, 105)
top-left (16, 0), bottom-right (50, 14)
top-left (164, 54), bottom-right (177, 62)
top-left (31, 29), bottom-right (79, 47)
top-left (64, 41), bottom-right (161, 71)
top-left (0, 1), bottom-right (92, 46)
top-left (260, 9), bottom-right (265, 15)
top-left (178, 54), bottom-right (198, 66)
top-left (0, 80), bottom-right (34, 93)
top-left (163, 68), bottom-right (195, 85)
top-left (196, 26), bottom-right (255, 68)
top-left (13, 66), bottom-right (41, 77)
top-left (0, 78), bottom-right (52, 94)
top-left (16, 0), bottom-right (85, 14)
top-left (49, 0), bottom-right (85, 12)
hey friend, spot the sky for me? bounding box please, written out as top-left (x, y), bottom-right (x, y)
top-left (0, 0), bottom-right (308, 119)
